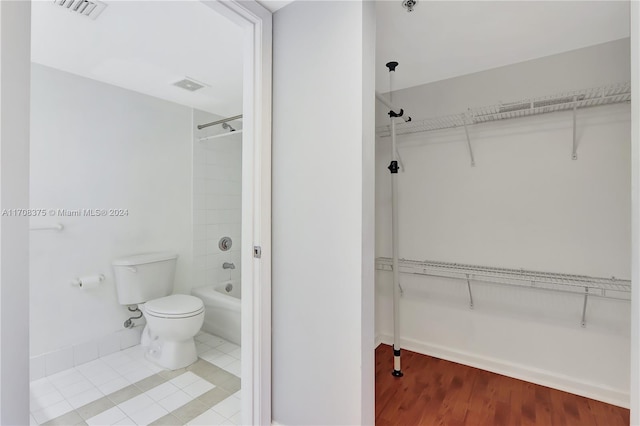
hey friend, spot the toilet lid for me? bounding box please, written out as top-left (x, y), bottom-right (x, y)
top-left (145, 294), bottom-right (204, 317)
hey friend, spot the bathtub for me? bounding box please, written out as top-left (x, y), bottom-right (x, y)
top-left (192, 280), bottom-right (241, 345)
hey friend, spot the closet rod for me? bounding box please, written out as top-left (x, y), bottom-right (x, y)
top-left (197, 114), bottom-right (243, 130)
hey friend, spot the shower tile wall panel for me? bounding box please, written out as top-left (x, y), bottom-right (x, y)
top-left (193, 109), bottom-right (242, 289)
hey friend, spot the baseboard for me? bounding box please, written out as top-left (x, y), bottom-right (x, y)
top-left (30, 325), bottom-right (144, 381)
top-left (377, 333), bottom-right (630, 409)
top-left (375, 334), bottom-right (384, 348)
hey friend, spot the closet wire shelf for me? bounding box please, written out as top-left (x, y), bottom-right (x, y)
top-left (376, 82), bottom-right (631, 138)
top-left (376, 257), bottom-right (631, 301)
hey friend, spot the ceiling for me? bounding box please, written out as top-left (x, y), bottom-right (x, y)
top-left (31, 1), bottom-right (244, 117)
top-left (376, 1), bottom-right (630, 92)
top-left (256, 0), bottom-right (294, 13)
top-left (32, 1), bottom-right (630, 113)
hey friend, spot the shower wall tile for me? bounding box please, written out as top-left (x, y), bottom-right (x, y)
top-left (194, 163), bottom-right (206, 178)
top-left (206, 269), bottom-right (218, 284)
top-left (206, 225), bottom-right (219, 240)
top-left (193, 225), bottom-right (207, 241)
top-left (208, 196), bottom-right (229, 210)
top-left (194, 256), bottom-right (207, 272)
top-left (194, 210), bottom-right (206, 225)
top-left (193, 195), bottom-right (205, 210)
top-left (194, 178), bottom-right (207, 194)
top-left (205, 167), bottom-right (221, 180)
top-left (205, 243), bottom-right (219, 256)
top-left (193, 240), bottom-right (207, 255)
top-left (193, 110), bottom-right (242, 290)
top-left (229, 195), bottom-right (241, 209)
top-left (206, 211), bottom-right (221, 224)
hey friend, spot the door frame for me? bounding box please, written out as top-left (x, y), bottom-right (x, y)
top-left (200, 1), bottom-right (273, 424)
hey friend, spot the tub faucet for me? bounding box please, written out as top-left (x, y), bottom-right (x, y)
top-left (223, 262), bottom-right (235, 270)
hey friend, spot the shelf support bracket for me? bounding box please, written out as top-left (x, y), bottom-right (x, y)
top-left (462, 113), bottom-right (476, 167)
top-left (466, 274), bottom-right (474, 309)
top-left (572, 96), bottom-right (578, 160)
top-left (581, 287), bottom-right (589, 327)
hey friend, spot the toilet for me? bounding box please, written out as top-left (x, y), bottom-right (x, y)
top-left (112, 252), bottom-right (204, 370)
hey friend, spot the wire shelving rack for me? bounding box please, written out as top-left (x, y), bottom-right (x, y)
top-left (376, 82), bottom-right (631, 163)
top-left (376, 257), bottom-right (631, 327)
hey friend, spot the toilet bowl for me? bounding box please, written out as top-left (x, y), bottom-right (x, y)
top-left (112, 252), bottom-right (205, 370)
top-left (141, 294), bottom-right (205, 370)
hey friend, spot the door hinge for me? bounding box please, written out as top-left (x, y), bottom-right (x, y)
top-left (253, 246), bottom-right (262, 259)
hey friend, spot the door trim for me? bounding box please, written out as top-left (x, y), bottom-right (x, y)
top-left (200, 1), bottom-right (272, 424)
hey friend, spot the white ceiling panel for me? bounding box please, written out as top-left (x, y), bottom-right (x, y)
top-left (376, 1), bottom-right (630, 91)
top-left (32, 0), bottom-right (244, 116)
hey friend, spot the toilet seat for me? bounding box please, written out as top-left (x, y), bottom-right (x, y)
top-left (145, 294), bottom-right (204, 319)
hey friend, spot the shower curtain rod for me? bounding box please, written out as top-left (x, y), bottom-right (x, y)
top-left (197, 114), bottom-right (243, 130)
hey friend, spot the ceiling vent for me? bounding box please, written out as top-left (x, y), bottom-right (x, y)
top-left (173, 78), bottom-right (206, 92)
top-left (53, 0), bottom-right (107, 20)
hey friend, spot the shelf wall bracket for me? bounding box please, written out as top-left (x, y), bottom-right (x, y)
top-left (466, 274), bottom-right (474, 309)
top-left (581, 287), bottom-right (589, 327)
top-left (462, 112), bottom-right (476, 167)
top-left (572, 96), bottom-right (578, 160)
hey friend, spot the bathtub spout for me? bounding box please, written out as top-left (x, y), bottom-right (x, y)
top-left (223, 262), bottom-right (235, 270)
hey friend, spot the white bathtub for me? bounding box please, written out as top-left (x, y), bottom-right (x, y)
top-left (192, 280), bottom-right (240, 345)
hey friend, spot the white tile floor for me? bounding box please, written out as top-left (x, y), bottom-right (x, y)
top-left (30, 331), bottom-right (241, 426)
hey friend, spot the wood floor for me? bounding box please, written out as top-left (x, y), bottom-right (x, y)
top-left (375, 344), bottom-right (629, 426)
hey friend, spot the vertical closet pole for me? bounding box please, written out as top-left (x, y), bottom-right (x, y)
top-left (390, 118), bottom-right (403, 377)
top-left (386, 61), bottom-right (404, 378)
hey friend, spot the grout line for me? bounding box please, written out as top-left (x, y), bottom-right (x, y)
top-left (37, 336), bottom-right (241, 426)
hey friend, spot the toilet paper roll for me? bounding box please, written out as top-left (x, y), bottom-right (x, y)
top-left (78, 275), bottom-right (102, 290)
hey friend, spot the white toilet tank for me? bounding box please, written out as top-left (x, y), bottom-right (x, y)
top-left (112, 252), bottom-right (178, 305)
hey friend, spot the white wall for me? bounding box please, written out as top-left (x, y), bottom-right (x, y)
top-left (377, 38), bottom-right (631, 122)
top-left (193, 109), bottom-right (241, 289)
top-left (29, 64), bottom-right (193, 370)
top-left (0, 2), bottom-right (31, 424)
top-left (272, 1), bottom-right (375, 424)
top-left (376, 40), bottom-right (631, 406)
top-left (360, 2), bottom-right (376, 422)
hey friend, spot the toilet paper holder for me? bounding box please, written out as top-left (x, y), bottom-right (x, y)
top-left (70, 274), bottom-right (105, 288)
